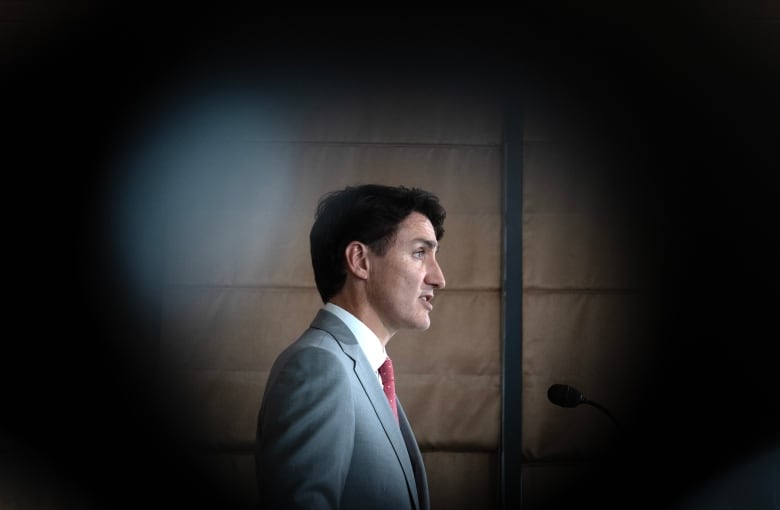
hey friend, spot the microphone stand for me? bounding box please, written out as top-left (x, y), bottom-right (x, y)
top-left (582, 398), bottom-right (620, 429)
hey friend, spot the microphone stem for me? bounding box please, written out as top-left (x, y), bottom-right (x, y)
top-left (583, 399), bottom-right (620, 429)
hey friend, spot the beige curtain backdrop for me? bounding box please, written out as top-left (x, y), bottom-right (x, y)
top-left (155, 77), bottom-right (653, 509)
top-left (158, 79), bottom-right (503, 509)
top-left (520, 99), bottom-right (655, 507)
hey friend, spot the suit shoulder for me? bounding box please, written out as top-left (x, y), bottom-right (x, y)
top-left (270, 328), bottom-right (351, 374)
top-left (282, 326), bottom-right (346, 358)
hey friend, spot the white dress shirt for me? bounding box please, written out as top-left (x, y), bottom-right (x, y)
top-left (323, 302), bottom-right (386, 387)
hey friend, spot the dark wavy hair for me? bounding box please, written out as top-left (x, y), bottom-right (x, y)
top-left (310, 184), bottom-right (446, 303)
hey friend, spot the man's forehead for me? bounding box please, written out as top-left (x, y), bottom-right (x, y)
top-left (395, 215), bottom-right (438, 250)
top-left (398, 212), bottom-right (436, 236)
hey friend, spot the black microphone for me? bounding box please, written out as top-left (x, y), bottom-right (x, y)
top-left (547, 383), bottom-right (619, 428)
top-left (547, 383), bottom-right (586, 408)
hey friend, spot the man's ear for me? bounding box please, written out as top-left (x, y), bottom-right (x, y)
top-left (344, 241), bottom-right (370, 280)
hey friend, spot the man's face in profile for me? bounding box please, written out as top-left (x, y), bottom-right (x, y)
top-left (364, 211), bottom-right (446, 334)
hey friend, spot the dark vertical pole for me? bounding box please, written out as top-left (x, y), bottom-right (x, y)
top-left (501, 93), bottom-right (523, 509)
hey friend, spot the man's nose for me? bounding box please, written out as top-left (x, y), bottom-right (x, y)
top-left (427, 258), bottom-right (446, 289)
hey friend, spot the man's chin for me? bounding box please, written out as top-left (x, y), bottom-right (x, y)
top-left (399, 314), bottom-right (431, 331)
top-left (413, 318), bottom-right (431, 331)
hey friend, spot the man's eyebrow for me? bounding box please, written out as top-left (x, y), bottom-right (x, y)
top-left (413, 239), bottom-right (439, 250)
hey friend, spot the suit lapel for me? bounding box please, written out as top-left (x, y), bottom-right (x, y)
top-left (310, 310), bottom-right (421, 510)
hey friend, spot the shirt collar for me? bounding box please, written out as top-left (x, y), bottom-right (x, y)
top-left (323, 302), bottom-right (386, 372)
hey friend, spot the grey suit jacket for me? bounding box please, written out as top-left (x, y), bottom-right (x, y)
top-left (256, 309), bottom-right (430, 510)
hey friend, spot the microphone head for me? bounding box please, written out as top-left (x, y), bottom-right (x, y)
top-left (547, 384), bottom-right (586, 408)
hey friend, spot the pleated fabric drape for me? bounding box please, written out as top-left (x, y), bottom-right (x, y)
top-left (158, 79), bottom-right (504, 509)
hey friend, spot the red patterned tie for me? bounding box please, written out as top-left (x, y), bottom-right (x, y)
top-left (379, 357), bottom-right (398, 422)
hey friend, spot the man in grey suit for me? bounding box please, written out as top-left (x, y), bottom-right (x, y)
top-left (256, 184), bottom-right (446, 510)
